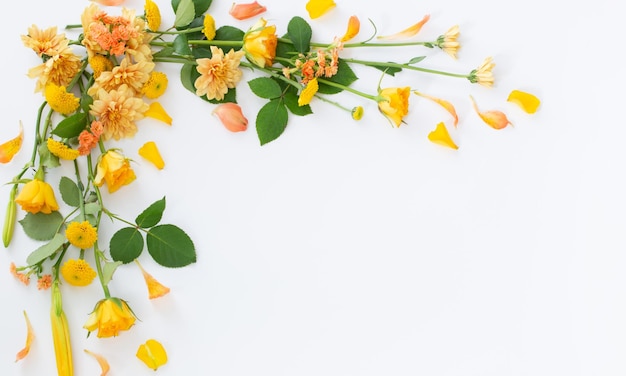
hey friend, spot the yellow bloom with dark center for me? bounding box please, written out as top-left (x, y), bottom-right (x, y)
top-left (377, 87), bottom-right (410, 127)
top-left (88, 54), bottom-right (114, 78)
top-left (298, 78), bottom-right (318, 106)
top-left (144, 0), bottom-right (161, 31)
top-left (94, 150), bottom-right (136, 193)
top-left (15, 179), bottom-right (59, 214)
top-left (242, 18), bottom-right (277, 68)
top-left (46, 138), bottom-right (79, 161)
top-left (65, 221), bottom-right (98, 249)
top-left (84, 298), bottom-right (137, 338)
top-left (142, 71), bottom-right (168, 99)
top-left (194, 46), bottom-right (246, 100)
top-left (137, 339), bottom-right (168, 370)
top-left (203, 14), bottom-right (216, 40)
top-left (60, 259), bottom-right (97, 287)
top-left (44, 83), bottom-right (80, 115)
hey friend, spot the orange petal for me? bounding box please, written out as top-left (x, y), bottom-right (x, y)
top-left (306, 0), bottom-right (336, 19)
top-left (507, 89), bottom-right (541, 114)
top-left (229, 1), bottom-right (267, 20)
top-left (213, 103), bottom-right (248, 132)
top-left (414, 91), bottom-right (459, 127)
top-left (138, 141), bottom-right (165, 170)
top-left (377, 14), bottom-right (430, 40)
top-left (90, 0), bottom-right (125, 5)
top-left (470, 96), bottom-right (512, 130)
top-left (15, 310), bottom-right (35, 362)
top-left (428, 122), bottom-right (458, 150)
top-left (341, 16), bottom-right (360, 42)
top-left (0, 122), bottom-right (24, 164)
top-left (84, 349), bottom-right (110, 376)
top-left (136, 260), bottom-right (171, 299)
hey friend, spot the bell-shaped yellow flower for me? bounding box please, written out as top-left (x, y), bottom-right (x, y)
top-left (93, 150), bottom-right (136, 193)
top-left (136, 339), bottom-right (168, 370)
top-left (83, 297), bottom-right (137, 338)
top-left (242, 18), bottom-right (277, 68)
top-left (15, 178), bottom-right (60, 214)
top-left (377, 87), bottom-right (411, 127)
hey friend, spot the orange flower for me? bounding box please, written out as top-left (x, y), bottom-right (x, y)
top-left (341, 16), bottom-right (360, 42)
top-left (428, 122), bottom-right (458, 150)
top-left (10, 262), bottom-right (30, 285)
top-left (242, 18), bottom-right (277, 68)
top-left (213, 103), bottom-right (248, 132)
top-left (37, 275), bottom-right (53, 290)
top-left (470, 96), bottom-right (512, 130)
top-left (377, 87), bottom-right (411, 127)
top-left (93, 150), bottom-right (136, 193)
top-left (194, 46), bottom-right (246, 101)
top-left (0, 123), bottom-right (24, 164)
top-left (377, 14), bottom-right (430, 40)
top-left (229, 1), bottom-right (267, 20)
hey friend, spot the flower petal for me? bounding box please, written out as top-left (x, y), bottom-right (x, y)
top-left (0, 122), bottom-right (24, 164)
top-left (136, 260), bottom-right (171, 299)
top-left (91, 0), bottom-right (125, 6)
top-left (428, 122), bottom-right (458, 150)
top-left (306, 0), bottom-right (336, 19)
top-left (377, 14), bottom-right (430, 40)
top-left (138, 141), bottom-right (165, 170)
top-left (414, 91), bottom-right (459, 127)
top-left (15, 310), bottom-right (35, 362)
top-left (470, 96), bottom-right (512, 130)
top-left (84, 349), bottom-right (110, 376)
top-left (229, 1), bottom-right (267, 20)
top-left (341, 16), bottom-right (360, 42)
top-left (213, 103), bottom-right (248, 132)
top-left (144, 102), bottom-right (172, 125)
top-left (507, 89), bottom-right (541, 114)
top-left (137, 339), bottom-right (168, 371)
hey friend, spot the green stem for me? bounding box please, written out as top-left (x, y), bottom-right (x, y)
top-left (344, 58), bottom-right (469, 79)
top-left (93, 242), bottom-right (111, 298)
top-left (316, 77), bottom-right (378, 101)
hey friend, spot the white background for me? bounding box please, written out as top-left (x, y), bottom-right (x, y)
top-left (1, 0), bottom-right (625, 375)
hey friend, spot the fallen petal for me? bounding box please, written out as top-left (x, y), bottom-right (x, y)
top-left (341, 16), bottom-right (360, 42)
top-left (213, 103), bottom-right (248, 132)
top-left (306, 0), bottom-right (336, 19)
top-left (135, 260), bottom-right (171, 299)
top-left (144, 102), bottom-right (172, 125)
top-left (91, 0), bottom-right (125, 6)
top-left (470, 96), bottom-right (512, 130)
top-left (0, 122), bottom-right (24, 164)
top-left (229, 1), bottom-right (267, 20)
top-left (428, 122), bottom-right (458, 150)
top-left (377, 14), bottom-right (430, 40)
top-left (414, 91), bottom-right (459, 127)
top-left (84, 349), bottom-right (110, 376)
top-left (507, 89), bottom-right (541, 114)
top-left (137, 339), bottom-right (168, 371)
top-left (138, 141), bottom-right (165, 170)
top-left (15, 311), bottom-right (35, 362)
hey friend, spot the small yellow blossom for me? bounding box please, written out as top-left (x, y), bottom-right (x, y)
top-left (507, 89), bottom-right (541, 114)
top-left (142, 71), bottom-right (168, 99)
top-left (0, 123), bottom-right (24, 164)
top-left (437, 25), bottom-right (460, 59)
top-left (88, 54), bottom-right (115, 78)
top-left (44, 84), bottom-right (80, 115)
top-left (84, 349), bottom-right (111, 376)
top-left (15, 311), bottom-right (35, 362)
top-left (428, 122), bottom-right (458, 150)
top-left (84, 297), bottom-right (137, 338)
top-left (136, 260), bottom-right (170, 299)
top-left (194, 46), bottom-right (246, 100)
top-left (61, 259), bottom-right (97, 287)
top-left (138, 141), bottom-right (165, 170)
top-left (202, 14), bottom-right (216, 40)
top-left (377, 14), bottom-right (430, 40)
top-left (65, 221), bottom-right (98, 249)
top-left (144, 0), bottom-right (161, 31)
top-left (15, 179), bottom-right (59, 214)
top-left (341, 16), bottom-right (360, 42)
top-left (306, 0), bottom-right (336, 19)
top-left (298, 78), bottom-right (318, 106)
top-left (469, 57), bottom-right (495, 87)
top-left (351, 106), bottom-right (363, 121)
top-left (46, 138), bottom-right (80, 161)
top-left (136, 339), bottom-right (168, 370)
top-left (470, 95), bottom-right (512, 130)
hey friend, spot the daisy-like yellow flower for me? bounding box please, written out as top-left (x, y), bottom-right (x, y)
top-left (144, 0), bottom-right (161, 31)
top-left (46, 138), bottom-right (80, 161)
top-left (21, 25), bottom-right (66, 57)
top-left (90, 84), bottom-right (149, 140)
top-left (437, 25), bottom-right (460, 59)
top-left (88, 54), bottom-right (114, 78)
top-left (202, 14), bottom-right (216, 40)
top-left (29, 50), bottom-right (83, 93)
top-left (44, 83), bottom-right (80, 115)
top-left (65, 221), bottom-right (98, 249)
top-left (142, 71), bottom-right (168, 99)
top-left (298, 77), bottom-right (318, 106)
top-left (194, 46), bottom-right (246, 101)
top-left (60, 259), bottom-right (97, 287)
top-left (88, 57), bottom-right (155, 98)
top-left (469, 56), bottom-right (495, 87)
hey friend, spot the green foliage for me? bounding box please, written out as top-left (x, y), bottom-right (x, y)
top-left (135, 197), bottom-right (166, 229)
top-left (287, 16), bottom-right (312, 54)
top-left (147, 225), bottom-right (196, 268)
top-left (51, 112), bottom-right (88, 138)
top-left (102, 260), bottom-right (123, 286)
top-left (59, 177), bottom-right (80, 207)
top-left (248, 77), bottom-right (283, 99)
top-left (173, 34), bottom-right (192, 56)
top-left (275, 36), bottom-right (298, 65)
top-left (256, 99), bottom-right (289, 145)
top-left (19, 211), bottom-right (64, 242)
top-left (172, 0), bottom-right (212, 18)
top-left (80, 93), bottom-right (93, 113)
top-left (180, 63), bottom-right (198, 95)
top-left (318, 59), bottom-right (358, 94)
top-left (215, 26), bottom-right (244, 50)
top-left (174, 0), bottom-right (195, 28)
top-left (110, 227), bottom-right (144, 264)
top-left (283, 88), bottom-right (312, 116)
top-left (38, 142), bottom-right (60, 169)
top-left (26, 233), bottom-right (66, 266)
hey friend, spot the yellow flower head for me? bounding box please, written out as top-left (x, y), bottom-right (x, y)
top-left (89, 57), bottom-right (155, 98)
top-left (46, 138), bottom-right (80, 161)
top-left (65, 220), bottom-right (98, 249)
top-left (60, 259), bottom-right (97, 286)
top-left (90, 84), bottom-right (149, 140)
top-left (202, 14), bottom-right (216, 40)
top-left (15, 179), bottom-right (59, 214)
top-left (84, 297), bottom-right (137, 338)
top-left (21, 25), bottom-right (66, 57)
top-left (242, 18), bottom-right (277, 68)
top-left (28, 48), bottom-right (83, 93)
top-left (144, 0), bottom-right (162, 31)
top-left (137, 339), bottom-right (168, 370)
top-left (469, 56), bottom-right (495, 87)
top-left (351, 106), bottom-right (364, 121)
top-left (194, 46), bottom-right (246, 101)
top-left (44, 83), bottom-right (80, 115)
top-left (377, 87), bottom-right (411, 127)
top-left (437, 25), bottom-right (460, 59)
top-left (142, 71), bottom-right (168, 99)
top-left (94, 150), bottom-right (136, 193)
top-left (298, 78), bottom-right (319, 106)
top-left (88, 54), bottom-right (114, 78)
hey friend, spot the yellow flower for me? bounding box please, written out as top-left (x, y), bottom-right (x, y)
top-left (65, 221), bottom-right (98, 249)
top-left (469, 56), bottom-right (495, 87)
top-left (144, 0), bottom-right (161, 31)
top-left (21, 25), bottom-right (66, 57)
top-left (242, 18), bottom-right (277, 68)
top-left (306, 0), bottom-right (336, 19)
top-left (15, 179), bottom-right (59, 214)
top-left (136, 339), bottom-right (168, 370)
top-left (298, 78), bottom-right (318, 106)
top-left (60, 259), bottom-right (97, 286)
top-left (47, 138), bottom-right (80, 161)
top-left (202, 14), bottom-right (216, 40)
top-left (136, 260), bottom-right (170, 299)
top-left (437, 25), bottom-right (460, 59)
top-left (470, 95), bottom-right (512, 130)
top-left (507, 89), bottom-right (541, 114)
top-left (142, 71), bottom-right (168, 99)
top-left (84, 298), bottom-right (137, 338)
top-left (28, 47), bottom-right (83, 93)
top-left (88, 54), bottom-right (114, 78)
top-left (90, 84), bottom-right (148, 140)
top-left (377, 14), bottom-right (430, 40)
top-left (351, 106), bottom-right (363, 121)
top-left (50, 281), bottom-right (73, 376)
top-left (377, 87), bottom-right (411, 127)
top-left (84, 349), bottom-right (110, 376)
top-left (94, 150), bottom-right (137, 193)
top-left (15, 311), bottom-right (34, 362)
top-left (89, 57), bottom-right (155, 98)
top-left (194, 46), bottom-right (246, 101)
top-left (0, 122), bottom-right (24, 164)
top-left (428, 122), bottom-right (458, 150)
top-left (144, 102), bottom-right (173, 125)
top-left (44, 83), bottom-right (80, 115)
top-left (138, 141), bottom-right (165, 170)
top-left (341, 15), bottom-right (360, 42)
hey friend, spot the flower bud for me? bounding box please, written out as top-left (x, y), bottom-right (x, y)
top-left (2, 187), bottom-right (17, 247)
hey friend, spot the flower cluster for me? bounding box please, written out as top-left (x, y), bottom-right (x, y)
top-left (2, 0), bottom-right (541, 374)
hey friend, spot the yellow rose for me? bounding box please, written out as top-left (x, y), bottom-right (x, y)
top-left (15, 179), bottom-right (59, 214)
top-left (243, 18), bottom-right (277, 68)
top-left (83, 298), bottom-right (137, 338)
top-left (93, 150), bottom-right (136, 193)
top-left (377, 87), bottom-right (411, 127)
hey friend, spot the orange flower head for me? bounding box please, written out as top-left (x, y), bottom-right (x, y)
top-left (93, 150), bottom-right (136, 193)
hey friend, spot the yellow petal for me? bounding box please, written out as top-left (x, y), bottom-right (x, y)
top-left (428, 122), bottom-right (458, 150)
top-left (306, 0), bottom-right (336, 19)
top-left (84, 349), bottom-right (110, 376)
top-left (341, 15), bottom-right (360, 42)
top-left (137, 339), bottom-right (168, 371)
top-left (414, 91), bottom-right (459, 127)
top-left (0, 122), bottom-right (24, 164)
top-left (144, 102), bottom-right (172, 125)
top-left (138, 141), bottom-right (165, 170)
top-left (470, 96), bottom-right (512, 130)
top-left (377, 14), bottom-right (430, 40)
top-left (15, 310), bottom-right (35, 362)
top-left (507, 89), bottom-right (541, 114)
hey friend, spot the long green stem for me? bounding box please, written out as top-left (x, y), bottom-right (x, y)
top-left (343, 58), bottom-right (469, 79)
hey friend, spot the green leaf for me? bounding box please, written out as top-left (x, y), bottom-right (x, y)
top-left (370, 63), bottom-right (402, 76)
top-left (256, 99), bottom-right (289, 145)
top-left (110, 227), bottom-right (144, 264)
top-left (173, 34), bottom-right (192, 56)
top-left (80, 93), bottom-right (93, 113)
top-left (38, 142), bottom-right (60, 169)
top-left (276, 37), bottom-right (298, 65)
top-left (26, 233), bottom-right (66, 266)
top-left (208, 88), bottom-right (237, 104)
top-left (59, 177), bottom-right (80, 207)
top-left (19, 211), bottom-right (64, 241)
top-left (408, 56), bottom-right (426, 64)
top-left (215, 26), bottom-right (244, 50)
top-left (147, 224), bottom-right (196, 268)
top-left (101, 260), bottom-right (123, 286)
top-left (136, 197), bottom-right (166, 229)
top-left (180, 63), bottom-right (199, 95)
top-left (318, 59), bottom-right (358, 94)
top-left (84, 202), bottom-right (101, 217)
top-left (51, 112), bottom-right (88, 138)
top-left (152, 46), bottom-right (176, 58)
top-left (284, 89), bottom-right (313, 116)
top-left (174, 0), bottom-right (195, 28)
top-left (287, 16), bottom-right (312, 54)
top-left (248, 77), bottom-right (282, 99)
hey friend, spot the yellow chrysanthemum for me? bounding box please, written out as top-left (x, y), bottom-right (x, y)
top-left (88, 54), bottom-right (114, 78)
top-left (46, 138), bottom-right (80, 161)
top-left (469, 56), bottom-right (495, 87)
top-left (28, 49), bottom-right (83, 93)
top-left (60, 259), bottom-right (97, 287)
top-left (90, 84), bottom-right (149, 140)
top-left (298, 77), bottom-right (318, 106)
top-left (142, 71), bottom-right (168, 99)
top-left (65, 221), bottom-right (98, 249)
top-left (44, 83), bottom-right (80, 115)
top-left (21, 25), bottom-right (66, 57)
top-left (144, 0), bottom-right (161, 31)
top-left (203, 14), bottom-right (216, 40)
